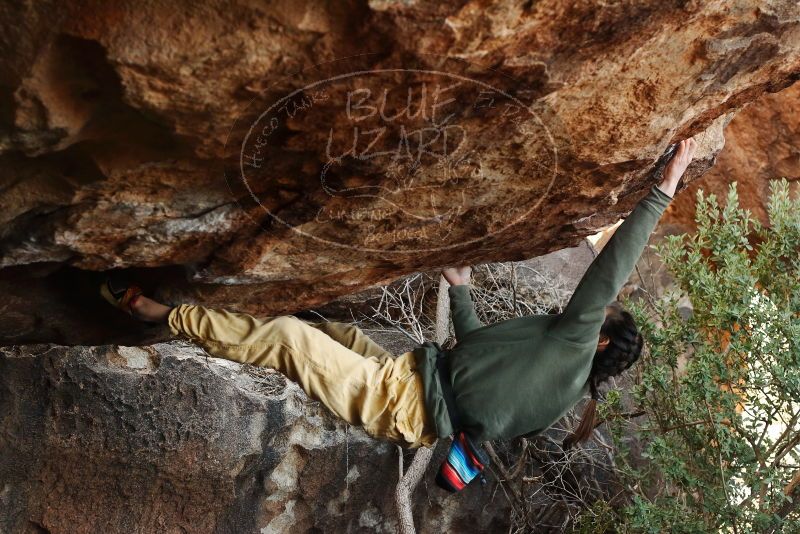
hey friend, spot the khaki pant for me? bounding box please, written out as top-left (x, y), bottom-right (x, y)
top-left (168, 304), bottom-right (437, 449)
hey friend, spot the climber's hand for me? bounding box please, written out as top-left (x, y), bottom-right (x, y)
top-left (658, 137), bottom-right (697, 198)
top-left (442, 266), bottom-right (471, 286)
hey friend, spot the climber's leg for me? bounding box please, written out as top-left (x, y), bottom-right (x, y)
top-left (303, 320), bottom-right (394, 364)
top-left (167, 304), bottom-right (437, 448)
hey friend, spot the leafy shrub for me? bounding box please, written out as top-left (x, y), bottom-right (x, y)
top-left (599, 180), bottom-right (800, 533)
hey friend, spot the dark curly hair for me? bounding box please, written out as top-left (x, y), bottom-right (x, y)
top-left (563, 302), bottom-right (644, 449)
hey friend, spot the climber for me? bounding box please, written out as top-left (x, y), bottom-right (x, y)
top-left (100, 138), bottom-right (697, 457)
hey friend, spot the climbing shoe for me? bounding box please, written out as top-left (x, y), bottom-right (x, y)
top-left (100, 274), bottom-right (143, 317)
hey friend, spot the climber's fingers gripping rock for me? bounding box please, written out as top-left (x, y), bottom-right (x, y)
top-left (664, 137), bottom-right (697, 183)
top-left (658, 137), bottom-right (697, 198)
top-left (442, 266), bottom-right (472, 286)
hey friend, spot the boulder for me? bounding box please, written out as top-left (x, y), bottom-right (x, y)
top-left (2, 2), bottom-right (800, 529)
top-left (0, 1), bottom-right (799, 343)
top-left (0, 342), bottom-right (510, 533)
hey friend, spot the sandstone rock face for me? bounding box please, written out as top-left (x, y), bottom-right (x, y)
top-left (664, 81), bottom-right (800, 229)
top-left (0, 342), bottom-right (509, 533)
top-left (4, 4), bottom-right (798, 531)
top-left (1, 1), bottom-right (799, 343)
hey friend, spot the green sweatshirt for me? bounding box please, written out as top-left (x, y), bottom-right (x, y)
top-left (413, 185), bottom-right (673, 442)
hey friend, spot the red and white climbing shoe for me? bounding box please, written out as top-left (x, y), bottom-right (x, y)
top-left (100, 275), bottom-right (143, 317)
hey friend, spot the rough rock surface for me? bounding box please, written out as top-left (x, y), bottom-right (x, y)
top-left (1, 1), bottom-right (800, 531)
top-left (664, 81), bottom-right (800, 229)
top-left (0, 342), bottom-right (510, 534)
top-left (1, 1), bottom-right (799, 343)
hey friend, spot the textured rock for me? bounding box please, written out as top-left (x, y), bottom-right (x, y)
top-left (1, 1), bottom-right (799, 343)
top-left (664, 81), bottom-right (800, 229)
top-left (0, 342), bottom-right (510, 534)
top-left (519, 240), bottom-right (597, 294)
top-left (5, 3), bottom-right (798, 530)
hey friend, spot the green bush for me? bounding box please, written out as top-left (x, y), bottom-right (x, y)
top-left (595, 180), bottom-right (800, 533)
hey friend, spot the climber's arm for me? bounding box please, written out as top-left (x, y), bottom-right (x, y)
top-left (442, 266), bottom-right (484, 340)
top-left (448, 284), bottom-right (484, 339)
top-left (549, 138), bottom-right (697, 345)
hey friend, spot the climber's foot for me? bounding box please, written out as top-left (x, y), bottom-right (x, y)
top-left (130, 295), bottom-right (172, 324)
top-left (100, 275), bottom-right (170, 324)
